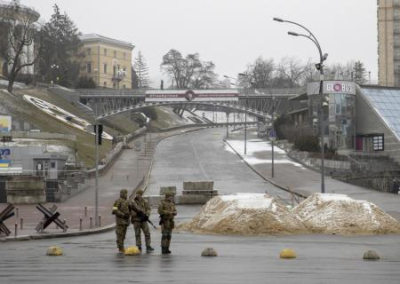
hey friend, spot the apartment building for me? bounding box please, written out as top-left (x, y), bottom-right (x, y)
top-left (378, 0), bottom-right (400, 86)
top-left (79, 34), bottom-right (134, 89)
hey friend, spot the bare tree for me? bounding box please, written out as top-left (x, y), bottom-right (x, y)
top-left (0, 0), bottom-right (42, 93)
top-left (274, 57), bottom-right (306, 88)
top-left (239, 57), bottom-right (275, 88)
top-left (161, 49), bottom-right (217, 89)
top-left (160, 49), bottom-right (185, 88)
top-left (190, 61), bottom-right (217, 89)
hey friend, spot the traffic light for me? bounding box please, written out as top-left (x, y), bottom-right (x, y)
top-left (93, 124), bottom-right (103, 145)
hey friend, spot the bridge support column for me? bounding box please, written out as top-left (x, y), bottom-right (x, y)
top-left (225, 112), bottom-right (230, 138)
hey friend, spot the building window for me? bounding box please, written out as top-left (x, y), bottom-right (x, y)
top-left (395, 9), bottom-right (400, 20)
top-left (87, 62), bottom-right (92, 74)
top-left (373, 135), bottom-right (384, 151)
top-left (113, 83), bottom-right (116, 88)
top-left (51, 162), bottom-right (56, 168)
top-left (114, 50), bottom-right (117, 58)
top-left (87, 48), bottom-right (91, 56)
top-left (103, 81), bottom-right (107, 87)
top-left (104, 48), bottom-right (107, 56)
top-left (103, 63), bottom-right (107, 74)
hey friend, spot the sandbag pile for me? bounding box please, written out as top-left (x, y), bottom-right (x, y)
top-left (179, 193), bottom-right (307, 235)
top-left (292, 193), bottom-right (400, 235)
top-left (179, 193), bottom-right (400, 235)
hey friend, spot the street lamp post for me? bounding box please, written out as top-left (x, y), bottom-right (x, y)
top-left (94, 104), bottom-right (99, 226)
top-left (224, 75), bottom-right (246, 150)
top-left (273, 17), bottom-right (327, 193)
top-left (270, 93), bottom-right (275, 178)
top-left (237, 73), bottom-right (249, 155)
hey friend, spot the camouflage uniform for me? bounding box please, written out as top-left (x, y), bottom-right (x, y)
top-left (158, 192), bottom-right (177, 254)
top-left (112, 189), bottom-right (131, 253)
top-left (131, 190), bottom-right (153, 251)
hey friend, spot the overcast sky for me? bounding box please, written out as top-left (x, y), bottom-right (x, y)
top-left (25, 0), bottom-right (377, 87)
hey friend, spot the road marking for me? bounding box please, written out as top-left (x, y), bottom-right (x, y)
top-left (190, 137), bottom-right (210, 180)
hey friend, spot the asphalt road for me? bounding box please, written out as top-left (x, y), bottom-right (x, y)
top-left (1, 127), bottom-right (400, 284)
top-left (1, 208), bottom-right (400, 284)
top-left (146, 128), bottom-right (293, 202)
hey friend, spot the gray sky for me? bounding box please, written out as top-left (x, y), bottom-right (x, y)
top-left (25, 0), bottom-right (377, 87)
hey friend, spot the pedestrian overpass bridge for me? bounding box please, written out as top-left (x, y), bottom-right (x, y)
top-left (76, 88), bottom-right (300, 122)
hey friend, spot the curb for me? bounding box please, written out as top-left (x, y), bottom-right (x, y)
top-left (223, 139), bottom-right (308, 199)
top-left (1, 223), bottom-right (116, 242)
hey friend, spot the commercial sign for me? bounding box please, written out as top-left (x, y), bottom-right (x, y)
top-left (145, 89), bottom-right (239, 102)
top-left (307, 81), bottom-right (356, 95)
top-left (0, 115), bottom-right (12, 132)
top-left (0, 148), bottom-right (11, 168)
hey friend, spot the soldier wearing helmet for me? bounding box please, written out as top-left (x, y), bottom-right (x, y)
top-left (112, 189), bottom-right (131, 253)
top-left (130, 189), bottom-right (154, 252)
top-left (158, 191), bottom-right (177, 254)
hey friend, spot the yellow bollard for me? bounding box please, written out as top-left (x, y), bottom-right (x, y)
top-left (46, 246), bottom-right (63, 256)
top-left (124, 246), bottom-right (141, 255)
top-left (280, 248), bottom-right (297, 259)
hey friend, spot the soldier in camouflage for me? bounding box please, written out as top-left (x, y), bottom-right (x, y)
top-left (112, 189), bottom-right (131, 253)
top-left (131, 189), bottom-right (154, 252)
top-left (158, 191), bottom-right (177, 254)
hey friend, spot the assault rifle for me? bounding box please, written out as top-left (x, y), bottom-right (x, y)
top-left (137, 211), bottom-right (157, 229)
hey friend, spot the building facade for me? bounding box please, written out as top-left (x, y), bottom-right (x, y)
top-left (307, 81), bottom-right (356, 151)
top-left (79, 34), bottom-right (134, 89)
top-left (288, 80), bottom-right (400, 164)
top-left (378, 0), bottom-right (400, 86)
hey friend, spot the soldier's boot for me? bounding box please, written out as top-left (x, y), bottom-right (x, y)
top-left (146, 245), bottom-right (154, 252)
top-left (137, 245), bottom-right (142, 252)
top-left (118, 246), bottom-right (125, 253)
top-left (162, 247), bottom-right (169, 254)
top-left (166, 247), bottom-right (171, 254)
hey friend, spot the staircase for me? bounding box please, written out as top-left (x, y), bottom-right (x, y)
top-left (331, 153), bottom-right (400, 193)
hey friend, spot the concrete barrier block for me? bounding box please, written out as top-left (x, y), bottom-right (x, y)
top-left (6, 176), bottom-right (46, 204)
top-left (177, 194), bottom-right (212, 204)
top-left (183, 181), bottom-right (214, 191)
top-left (160, 186), bottom-right (177, 196)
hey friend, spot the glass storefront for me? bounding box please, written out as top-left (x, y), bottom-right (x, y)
top-left (307, 81), bottom-right (356, 150)
top-left (327, 93), bottom-right (355, 149)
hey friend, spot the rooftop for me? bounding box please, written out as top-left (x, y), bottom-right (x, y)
top-left (80, 33), bottom-right (134, 50)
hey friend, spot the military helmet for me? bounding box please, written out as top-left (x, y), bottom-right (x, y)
top-left (120, 188), bottom-right (128, 197)
top-left (165, 191), bottom-right (174, 198)
top-left (136, 189), bottom-right (144, 196)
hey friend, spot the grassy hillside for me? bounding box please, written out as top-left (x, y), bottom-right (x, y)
top-left (0, 87), bottom-right (192, 168)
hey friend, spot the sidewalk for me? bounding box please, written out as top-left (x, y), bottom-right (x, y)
top-left (226, 128), bottom-right (400, 222)
top-left (0, 128), bottom-right (204, 241)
